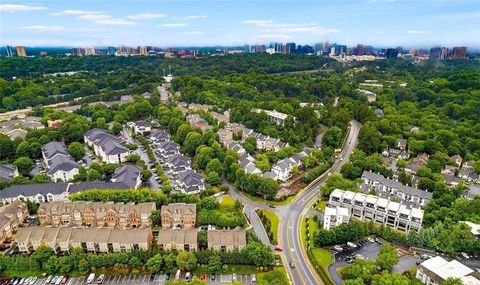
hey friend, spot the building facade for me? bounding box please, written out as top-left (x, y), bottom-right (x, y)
top-left (0, 201), bottom-right (28, 243)
top-left (323, 206), bottom-right (350, 230)
top-left (161, 203), bottom-right (196, 229)
top-left (207, 227), bottom-right (246, 251)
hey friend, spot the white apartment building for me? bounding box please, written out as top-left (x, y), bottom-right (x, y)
top-left (323, 206), bottom-right (350, 230)
top-left (252, 109), bottom-right (295, 126)
top-left (416, 256), bottom-right (478, 285)
top-left (84, 128), bottom-right (130, 164)
top-left (328, 189), bottom-right (424, 233)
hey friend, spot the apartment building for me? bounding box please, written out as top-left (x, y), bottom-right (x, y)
top-left (37, 201), bottom-right (155, 228)
top-left (157, 228), bottom-right (199, 251)
top-left (416, 256), bottom-right (478, 285)
top-left (252, 109), bottom-right (295, 126)
top-left (42, 141), bottom-right (80, 182)
top-left (0, 164), bottom-right (19, 181)
top-left (360, 171), bottom-right (432, 206)
top-left (16, 226), bottom-right (153, 254)
top-left (161, 203), bottom-right (196, 229)
top-left (329, 189), bottom-right (424, 233)
top-left (186, 114), bottom-right (212, 132)
top-left (207, 227), bottom-right (246, 251)
top-left (110, 165), bottom-right (142, 189)
top-left (0, 201), bottom-right (28, 243)
top-left (323, 206), bottom-right (350, 230)
top-left (84, 128), bottom-right (129, 164)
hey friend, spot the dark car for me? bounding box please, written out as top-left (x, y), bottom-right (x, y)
top-left (211, 274), bottom-right (216, 281)
top-left (149, 274), bottom-right (155, 281)
top-left (345, 257), bottom-right (354, 264)
top-left (289, 261), bottom-right (295, 268)
top-left (166, 273), bottom-right (171, 280)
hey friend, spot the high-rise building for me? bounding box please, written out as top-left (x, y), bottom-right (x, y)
top-left (84, 47), bottom-right (96, 56)
top-left (107, 47), bottom-right (117, 55)
top-left (451, 47), bottom-right (467, 60)
top-left (72, 48), bottom-right (85, 56)
top-left (251, 44), bottom-right (266, 53)
top-left (138, 46), bottom-right (148, 56)
top-left (429, 47), bottom-right (441, 60)
top-left (6, 45), bottom-right (14, 57)
top-left (385, 48), bottom-right (399, 59)
top-left (16, 46), bottom-right (27, 57)
top-left (323, 41), bottom-right (329, 53)
top-left (284, 42), bottom-right (296, 54)
top-left (273, 42), bottom-right (284, 53)
top-left (440, 47), bottom-right (448, 60)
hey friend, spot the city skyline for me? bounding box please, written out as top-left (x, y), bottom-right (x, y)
top-left (1, 0), bottom-right (479, 48)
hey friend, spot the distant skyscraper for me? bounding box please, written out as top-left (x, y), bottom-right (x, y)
top-left (323, 41), bottom-right (329, 53)
top-left (6, 45), bottom-right (14, 57)
top-left (107, 47), bottom-right (117, 55)
top-left (284, 42), bottom-right (296, 54)
top-left (429, 47), bottom-right (441, 60)
top-left (385, 48), bottom-right (399, 59)
top-left (16, 46), bottom-right (26, 57)
top-left (72, 48), bottom-right (85, 56)
top-left (84, 47), bottom-right (96, 56)
top-left (451, 47), bottom-right (467, 59)
top-left (274, 42), bottom-right (284, 53)
top-left (138, 46), bottom-right (148, 56)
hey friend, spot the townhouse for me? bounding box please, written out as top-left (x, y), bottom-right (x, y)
top-left (404, 153), bottom-right (429, 174)
top-left (150, 130), bottom-right (171, 143)
top-left (127, 121), bottom-right (151, 135)
top-left (360, 171), bottom-right (432, 206)
top-left (0, 201), bottom-right (28, 243)
top-left (176, 170), bottom-right (205, 194)
top-left (165, 154), bottom-right (192, 174)
top-left (459, 160), bottom-right (480, 183)
top-left (157, 228), bottom-right (199, 251)
top-left (110, 165), bottom-right (142, 189)
top-left (0, 164), bottom-right (18, 181)
top-left (42, 141), bottom-right (80, 182)
top-left (157, 141), bottom-right (181, 157)
top-left (161, 203), bottom-right (196, 229)
top-left (16, 226), bottom-right (152, 254)
top-left (84, 128), bottom-right (130, 164)
top-left (238, 154), bottom-right (262, 175)
top-left (157, 84), bottom-right (170, 105)
top-left (210, 110), bottom-right (230, 124)
top-left (265, 148), bottom-right (313, 182)
top-left (329, 189), bottom-right (424, 233)
top-left (186, 114), bottom-right (212, 132)
top-left (207, 226), bottom-right (247, 251)
top-left (37, 201), bottom-right (155, 228)
top-left (323, 206), bottom-right (350, 230)
top-left (416, 256), bottom-right (478, 285)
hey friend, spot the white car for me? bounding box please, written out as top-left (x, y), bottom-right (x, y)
top-left (367, 237), bottom-right (375, 243)
top-left (347, 242), bottom-right (357, 248)
top-left (333, 245), bottom-right (343, 252)
top-left (461, 252), bottom-right (470, 259)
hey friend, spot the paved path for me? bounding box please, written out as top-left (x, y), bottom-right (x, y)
top-left (121, 129), bottom-right (160, 190)
top-left (244, 205), bottom-right (274, 249)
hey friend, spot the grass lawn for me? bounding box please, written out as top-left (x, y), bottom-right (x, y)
top-left (257, 267), bottom-right (288, 285)
top-left (300, 216), bottom-right (320, 246)
top-left (311, 248), bottom-right (333, 271)
top-left (316, 200), bottom-right (327, 211)
top-left (3, 269), bottom-right (44, 278)
top-left (239, 191), bottom-right (296, 206)
top-left (256, 209), bottom-right (280, 244)
top-left (193, 265), bottom-right (256, 276)
top-left (219, 195), bottom-right (236, 208)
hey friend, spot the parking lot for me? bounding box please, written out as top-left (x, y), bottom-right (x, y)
top-left (63, 274), bottom-right (255, 284)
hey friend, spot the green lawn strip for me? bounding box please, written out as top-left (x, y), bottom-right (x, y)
top-left (3, 269), bottom-right (44, 278)
top-left (257, 267), bottom-right (288, 285)
top-left (316, 200), bottom-right (326, 211)
top-left (193, 265), bottom-right (256, 276)
top-left (238, 191), bottom-right (295, 206)
top-left (219, 195), bottom-right (236, 208)
top-left (256, 209), bottom-right (280, 244)
top-left (309, 217), bottom-right (319, 245)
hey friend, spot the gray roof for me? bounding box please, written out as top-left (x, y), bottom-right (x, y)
top-left (42, 141), bottom-right (68, 160)
top-left (85, 128), bottom-right (128, 155)
top-left (47, 155), bottom-right (79, 175)
top-left (151, 130), bottom-right (171, 141)
top-left (179, 170), bottom-right (204, 186)
top-left (0, 183), bottom-right (68, 199)
top-left (263, 171), bottom-right (277, 179)
top-left (159, 141), bottom-right (180, 152)
top-left (0, 164), bottom-right (17, 180)
top-left (68, 181), bottom-right (130, 193)
top-left (111, 165), bottom-right (142, 189)
top-left (168, 154), bottom-right (190, 168)
top-left (361, 171), bottom-right (432, 200)
top-left (467, 185), bottom-right (480, 199)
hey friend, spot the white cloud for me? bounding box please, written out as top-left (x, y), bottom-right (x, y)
top-left (182, 31), bottom-right (203, 35)
top-left (77, 14), bottom-right (137, 25)
top-left (52, 10), bottom-right (102, 16)
top-left (21, 25), bottom-right (64, 32)
top-left (241, 19), bottom-right (274, 26)
top-left (0, 4), bottom-right (46, 13)
top-left (407, 30), bottom-right (429, 34)
top-left (174, 15), bottom-right (207, 20)
top-left (159, 23), bottom-right (187, 28)
top-left (257, 34), bottom-right (292, 40)
top-left (127, 13), bottom-right (166, 20)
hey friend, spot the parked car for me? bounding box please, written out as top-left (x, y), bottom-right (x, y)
top-left (251, 274), bottom-right (256, 282)
top-left (274, 247), bottom-right (283, 252)
top-left (199, 273), bottom-right (206, 280)
top-left (354, 254), bottom-right (364, 260)
top-left (27, 277), bottom-right (37, 285)
top-left (60, 276), bottom-right (68, 285)
top-left (345, 257), bottom-right (354, 264)
top-left (290, 261), bottom-right (295, 268)
top-left (54, 276), bottom-right (62, 285)
top-left (333, 245), bottom-right (343, 252)
top-left (165, 273), bottom-right (171, 280)
top-left (232, 274), bottom-right (237, 281)
top-left (367, 237), bottom-right (375, 243)
top-left (86, 273), bottom-right (95, 284)
top-left (461, 252), bottom-right (470, 259)
top-left (45, 276), bottom-right (53, 284)
top-left (96, 274), bottom-right (105, 284)
top-left (211, 274), bottom-right (216, 281)
top-left (347, 242), bottom-right (357, 248)
top-left (185, 272), bottom-right (191, 282)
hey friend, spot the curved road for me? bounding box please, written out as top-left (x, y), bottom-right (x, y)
top-left (280, 120), bottom-right (361, 285)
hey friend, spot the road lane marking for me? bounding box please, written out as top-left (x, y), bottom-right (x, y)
top-left (286, 220), bottom-right (307, 285)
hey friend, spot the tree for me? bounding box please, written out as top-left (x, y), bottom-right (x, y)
top-left (112, 122), bottom-right (123, 135)
top-left (206, 159), bottom-right (224, 175)
top-left (442, 278), bottom-right (464, 285)
top-left (96, 117), bottom-right (107, 129)
top-left (14, 156), bottom-right (34, 176)
top-left (164, 253), bottom-right (177, 270)
top-left (0, 134), bottom-right (15, 160)
top-left (68, 142), bottom-right (85, 161)
top-left (31, 245), bottom-right (54, 268)
top-left (31, 173), bottom-right (52, 183)
top-left (151, 210), bottom-right (160, 226)
top-left (375, 245), bottom-right (399, 272)
top-left (183, 132), bottom-right (203, 156)
top-left (147, 254), bottom-right (164, 273)
top-left (86, 168), bottom-right (102, 181)
top-left (207, 255), bottom-right (222, 274)
top-left (207, 171), bottom-right (221, 185)
top-left (322, 126), bottom-right (343, 148)
top-left (176, 251), bottom-right (197, 271)
top-left (140, 169), bottom-right (153, 181)
top-left (199, 196), bottom-right (218, 210)
top-left (197, 230), bottom-right (208, 249)
top-left (243, 241), bottom-right (274, 267)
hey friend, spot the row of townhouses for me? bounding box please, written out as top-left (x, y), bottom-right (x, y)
top-left (37, 201), bottom-right (155, 228)
top-left (151, 130), bottom-right (205, 194)
top-left (16, 226), bottom-right (152, 254)
top-left (0, 165), bottom-right (141, 204)
top-left (328, 189), bottom-right (424, 233)
top-left (161, 203), bottom-right (196, 229)
top-left (0, 164), bottom-right (19, 181)
top-left (84, 128), bottom-right (130, 164)
top-left (0, 201), bottom-right (28, 243)
top-left (360, 171), bottom-right (433, 206)
top-left (263, 148), bottom-right (313, 182)
top-left (41, 141), bottom-right (80, 182)
top-left (186, 114), bottom-right (212, 132)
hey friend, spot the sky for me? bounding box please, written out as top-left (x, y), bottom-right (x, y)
top-left (0, 0), bottom-right (479, 48)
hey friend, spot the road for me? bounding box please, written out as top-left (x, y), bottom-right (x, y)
top-left (121, 129), bottom-right (160, 190)
top-left (279, 120), bottom-right (361, 285)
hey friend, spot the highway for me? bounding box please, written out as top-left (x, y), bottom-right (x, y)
top-left (279, 120), bottom-right (361, 285)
